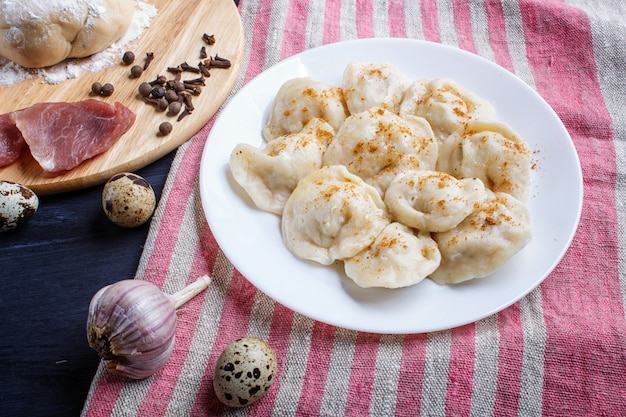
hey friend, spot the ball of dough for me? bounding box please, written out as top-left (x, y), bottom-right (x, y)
top-left (0, 0), bottom-right (135, 68)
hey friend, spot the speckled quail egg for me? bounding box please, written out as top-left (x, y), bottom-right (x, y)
top-left (0, 180), bottom-right (39, 232)
top-left (102, 173), bottom-right (156, 228)
top-left (213, 337), bottom-right (278, 408)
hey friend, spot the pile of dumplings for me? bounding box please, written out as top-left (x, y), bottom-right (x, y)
top-left (230, 61), bottom-right (533, 289)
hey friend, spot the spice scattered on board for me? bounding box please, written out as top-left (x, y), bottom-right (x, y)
top-left (120, 33), bottom-right (233, 135)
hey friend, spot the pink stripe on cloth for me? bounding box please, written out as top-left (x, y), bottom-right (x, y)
top-left (388, 0), bottom-right (406, 38)
top-left (241, 0), bottom-right (272, 82)
top-left (252, 303), bottom-right (295, 416)
top-left (344, 332), bottom-right (381, 416)
top-left (280, 0), bottom-right (310, 60)
top-left (83, 376), bottom-right (126, 417)
top-left (519, 1), bottom-right (626, 415)
top-left (355, 0), bottom-right (374, 39)
top-left (420, 0), bottom-right (441, 43)
top-left (294, 322), bottom-right (337, 415)
top-left (484, 0), bottom-right (516, 72)
top-left (451, 0), bottom-right (477, 53)
top-left (323, 0), bottom-right (341, 43)
top-left (395, 333), bottom-right (428, 415)
top-left (493, 305), bottom-right (524, 414)
top-left (445, 325), bottom-right (475, 416)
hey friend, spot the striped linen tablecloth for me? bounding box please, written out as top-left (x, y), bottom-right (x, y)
top-left (82, 0), bottom-right (626, 415)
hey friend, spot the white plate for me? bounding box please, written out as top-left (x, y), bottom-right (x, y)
top-left (199, 38), bottom-right (582, 334)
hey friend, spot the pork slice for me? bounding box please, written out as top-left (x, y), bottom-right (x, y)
top-left (11, 100), bottom-right (136, 173)
top-left (0, 112), bottom-right (26, 167)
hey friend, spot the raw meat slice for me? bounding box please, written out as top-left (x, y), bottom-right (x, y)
top-left (0, 112), bottom-right (26, 167)
top-left (10, 100), bottom-right (136, 173)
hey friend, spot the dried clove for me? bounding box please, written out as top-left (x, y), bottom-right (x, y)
top-left (180, 62), bottom-right (201, 73)
top-left (167, 66), bottom-right (182, 74)
top-left (168, 80), bottom-right (186, 93)
top-left (149, 75), bottom-right (167, 86)
top-left (143, 52), bottom-right (155, 70)
top-left (183, 76), bottom-right (205, 86)
top-left (144, 96), bottom-right (169, 112)
top-left (198, 62), bottom-right (211, 77)
top-left (206, 55), bottom-right (231, 69)
top-left (180, 92), bottom-right (194, 111)
top-left (184, 85), bottom-right (202, 96)
top-left (200, 46), bottom-right (207, 59)
top-left (177, 107), bottom-right (192, 121)
top-left (202, 33), bottom-right (215, 45)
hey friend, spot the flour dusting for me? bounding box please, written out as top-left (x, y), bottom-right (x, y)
top-left (0, 0), bottom-right (157, 87)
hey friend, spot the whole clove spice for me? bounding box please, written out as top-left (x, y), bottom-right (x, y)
top-left (149, 75), bottom-right (167, 86)
top-left (202, 33), bottom-right (216, 45)
top-left (198, 62), bottom-right (211, 77)
top-left (200, 46), bottom-right (207, 59)
top-left (183, 76), bottom-right (206, 86)
top-left (206, 55), bottom-right (231, 69)
top-left (180, 62), bottom-right (201, 73)
top-left (177, 108), bottom-right (192, 121)
top-left (180, 92), bottom-right (195, 111)
top-left (184, 85), bottom-right (202, 96)
top-left (144, 96), bottom-right (168, 112)
top-left (143, 52), bottom-right (155, 70)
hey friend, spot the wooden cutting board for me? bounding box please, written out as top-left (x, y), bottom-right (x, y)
top-left (0, 0), bottom-right (244, 195)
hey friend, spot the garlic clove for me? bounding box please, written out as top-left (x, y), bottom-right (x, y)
top-left (87, 275), bottom-right (211, 379)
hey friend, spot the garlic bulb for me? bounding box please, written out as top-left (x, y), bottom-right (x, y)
top-left (87, 275), bottom-right (211, 379)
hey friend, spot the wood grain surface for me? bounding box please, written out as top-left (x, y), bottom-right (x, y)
top-left (0, 0), bottom-right (244, 195)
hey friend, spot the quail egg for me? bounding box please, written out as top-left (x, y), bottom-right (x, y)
top-left (0, 180), bottom-right (39, 232)
top-left (102, 173), bottom-right (156, 227)
top-left (213, 337), bottom-right (278, 408)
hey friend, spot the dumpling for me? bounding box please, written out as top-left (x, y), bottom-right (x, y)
top-left (230, 118), bottom-right (335, 215)
top-left (281, 165), bottom-right (390, 265)
top-left (437, 120), bottom-right (531, 202)
top-left (262, 77), bottom-right (348, 141)
top-left (344, 222), bottom-right (441, 289)
top-left (399, 78), bottom-right (496, 142)
top-left (384, 170), bottom-right (486, 232)
top-left (429, 191), bottom-right (532, 285)
top-left (323, 107), bottom-right (438, 195)
top-left (342, 61), bottom-right (410, 115)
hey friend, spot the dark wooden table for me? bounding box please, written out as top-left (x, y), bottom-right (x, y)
top-left (0, 151), bottom-right (176, 417)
